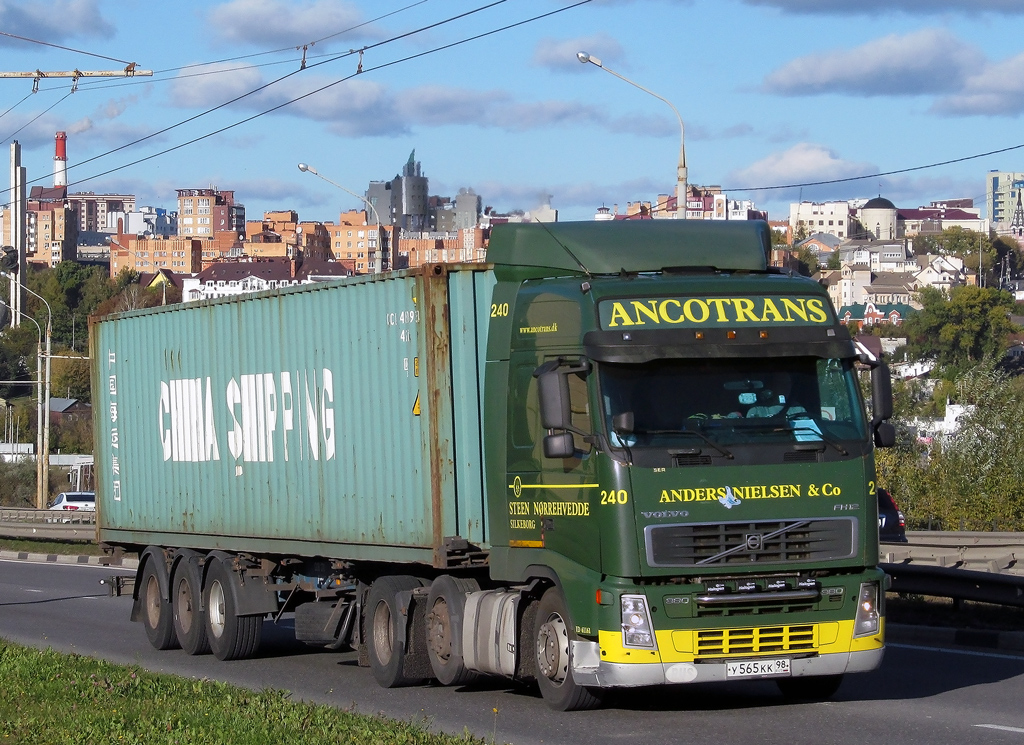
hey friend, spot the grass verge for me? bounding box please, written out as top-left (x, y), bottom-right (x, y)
top-left (0, 639), bottom-right (489, 745)
top-left (0, 538), bottom-right (106, 556)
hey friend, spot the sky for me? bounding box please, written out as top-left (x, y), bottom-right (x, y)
top-left (1, 0), bottom-right (1024, 225)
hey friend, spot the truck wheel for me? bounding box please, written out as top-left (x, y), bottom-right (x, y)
top-left (533, 587), bottom-right (604, 711)
top-left (139, 554), bottom-right (179, 650)
top-left (367, 575), bottom-right (426, 688)
top-left (204, 557), bottom-right (263, 661)
top-left (777, 674), bottom-right (844, 702)
top-left (171, 551), bottom-right (210, 656)
top-left (425, 575), bottom-right (480, 686)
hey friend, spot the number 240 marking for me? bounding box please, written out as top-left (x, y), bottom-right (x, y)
top-left (490, 303), bottom-right (509, 317)
top-left (601, 490), bottom-right (629, 505)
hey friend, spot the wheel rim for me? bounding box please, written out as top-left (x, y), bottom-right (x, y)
top-left (372, 599), bottom-right (394, 665)
top-left (175, 577), bottom-right (193, 634)
top-left (144, 573), bottom-right (161, 629)
top-left (536, 612), bottom-right (569, 684)
top-left (426, 598), bottom-right (452, 663)
top-left (208, 579), bottom-right (226, 639)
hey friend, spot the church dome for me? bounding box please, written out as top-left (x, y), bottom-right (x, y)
top-left (862, 196), bottom-right (896, 211)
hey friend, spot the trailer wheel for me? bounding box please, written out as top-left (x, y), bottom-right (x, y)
top-left (367, 575), bottom-right (426, 688)
top-left (533, 587), bottom-right (604, 711)
top-left (171, 551), bottom-right (210, 656)
top-left (777, 674), bottom-right (844, 702)
top-left (139, 554), bottom-right (179, 650)
top-left (204, 558), bottom-right (263, 661)
top-left (425, 575), bottom-right (480, 686)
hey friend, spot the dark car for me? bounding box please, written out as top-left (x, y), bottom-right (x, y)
top-left (877, 488), bottom-right (907, 543)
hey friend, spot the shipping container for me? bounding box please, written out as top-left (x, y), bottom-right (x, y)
top-left (94, 221), bottom-right (894, 711)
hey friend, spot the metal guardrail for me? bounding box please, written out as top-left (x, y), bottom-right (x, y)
top-left (0, 507), bottom-right (97, 542)
top-left (882, 530), bottom-right (1024, 607)
top-left (0, 514), bottom-right (1019, 606)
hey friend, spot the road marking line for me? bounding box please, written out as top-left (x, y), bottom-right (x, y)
top-left (976, 725), bottom-right (1024, 734)
top-left (24, 588), bottom-right (42, 593)
top-left (889, 642), bottom-right (1024, 662)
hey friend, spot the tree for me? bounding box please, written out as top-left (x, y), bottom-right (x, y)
top-left (51, 354), bottom-right (90, 402)
top-left (902, 285), bottom-right (1019, 372)
top-left (877, 362), bottom-right (1024, 530)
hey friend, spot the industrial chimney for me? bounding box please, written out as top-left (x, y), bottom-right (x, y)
top-left (54, 131), bottom-right (67, 187)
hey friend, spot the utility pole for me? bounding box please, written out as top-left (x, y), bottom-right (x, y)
top-left (0, 65), bottom-right (152, 93)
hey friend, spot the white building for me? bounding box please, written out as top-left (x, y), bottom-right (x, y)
top-left (790, 201), bottom-right (852, 239)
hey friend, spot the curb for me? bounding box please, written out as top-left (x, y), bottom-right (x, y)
top-left (0, 549), bottom-right (138, 569)
top-left (887, 623), bottom-right (1024, 653)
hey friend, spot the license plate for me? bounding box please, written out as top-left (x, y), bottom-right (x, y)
top-left (725, 658), bottom-right (791, 679)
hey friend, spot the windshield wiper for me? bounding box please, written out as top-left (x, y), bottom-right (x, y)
top-left (733, 422), bottom-right (849, 456)
top-left (638, 428), bottom-right (734, 459)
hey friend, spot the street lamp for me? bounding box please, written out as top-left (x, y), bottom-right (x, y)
top-left (0, 303), bottom-right (44, 508)
top-left (297, 162), bottom-right (388, 272)
top-left (577, 51), bottom-right (688, 217)
top-left (2, 275), bottom-right (52, 507)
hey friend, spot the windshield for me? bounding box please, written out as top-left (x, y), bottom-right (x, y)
top-left (599, 356), bottom-right (867, 450)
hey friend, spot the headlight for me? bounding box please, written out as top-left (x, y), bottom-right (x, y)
top-left (853, 582), bottom-right (880, 637)
top-left (621, 594), bottom-right (657, 649)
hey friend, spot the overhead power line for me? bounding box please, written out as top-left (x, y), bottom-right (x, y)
top-left (723, 143), bottom-right (1024, 194)
top-left (16, 0), bottom-right (591, 196)
top-left (0, 30), bottom-right (135, 65)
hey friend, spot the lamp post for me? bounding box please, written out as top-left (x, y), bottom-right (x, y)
top-left (576, 51), bottom-right (688, 217)
top-left (297, 163), bottom-right (388, 272)
top-left (0, 304), bottom-right (43, 507)
top-left (3, 278), bottom-right (52, 506)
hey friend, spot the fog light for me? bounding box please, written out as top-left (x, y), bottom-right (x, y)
top-left (853, 582), bottom-right (880, 637)
top-left (621, 594), bottom-right (657, 649)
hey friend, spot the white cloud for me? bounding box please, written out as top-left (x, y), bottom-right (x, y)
top-left (763, 29), bottom-right (983, 97)
top-left (743, 0), bottom-right (1024, 14)
top-left (207, 0), bottom-right (372, 47)
top-left (165, 63), bottom-right (685, 139)
top-left (170, 63), bottom-right (267, 108)
top-left (726, 143), bottom-right (876, 200)
top-left (532, 34), bottom-right (624, 72)
top-left (0, 0), bottom-right (114, 43)
top-left (933, 52), bottom-right (1024, 116)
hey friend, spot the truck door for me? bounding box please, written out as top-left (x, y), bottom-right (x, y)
top-left (505, 353), bottom-right (600, 569)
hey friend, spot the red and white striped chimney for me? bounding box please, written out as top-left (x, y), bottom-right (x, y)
top-left (54, 131), bottom-right (67, 188)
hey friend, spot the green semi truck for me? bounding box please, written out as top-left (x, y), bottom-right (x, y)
top-left (93, 220), bottom-right (893, 710)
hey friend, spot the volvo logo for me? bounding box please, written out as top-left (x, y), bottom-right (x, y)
top-left (745, 533), bottom-right (763, 551)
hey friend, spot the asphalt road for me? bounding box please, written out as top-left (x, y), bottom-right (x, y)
top-left (4, 558), bottom-right (1024, 745)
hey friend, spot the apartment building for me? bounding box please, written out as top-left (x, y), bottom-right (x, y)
top-left (109, 234), bottom-right (203, 277)
top-left (986, 171), bottom-right (1024, 233)
top-left (790, 201), bottom-right (851, 239)
top-left (177, 188), bottom-right (244, 238)
top-left (65, 190), bottom-right (136, 232)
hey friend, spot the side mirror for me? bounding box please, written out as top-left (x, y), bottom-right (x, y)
top-left (871, 363), bottom-right (893, 424)
top-left (612, 411), bottom-right (634, 435)
top-left (537, 369), bottom-right (572, 430)
top-left (543, 432), bottom-right (576, 459)
top-left (874, 421), bottom-right (896, 448)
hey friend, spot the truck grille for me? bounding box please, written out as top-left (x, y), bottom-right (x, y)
top-left (695, 624), bottom-right (816, 657)
top-left (645, 518), bottom-right (856, 567)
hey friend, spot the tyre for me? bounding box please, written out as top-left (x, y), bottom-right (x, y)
top-left (139, 551), bottom-right (179, 650)
top-left (366, 575), bottom-right (426, 688)
top-left (777, 673), bottom-right (844, 702)
top-left (425, 575), bottom-right (480, 686)
top-left (204, 557), bottom-right (263, 661)
top-left (171, 551), bottom-right (210, 656)
top-left (533, 587), bottom-right (604, 711)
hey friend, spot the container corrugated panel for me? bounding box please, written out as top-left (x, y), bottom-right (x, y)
top-left (91, 266), bottom-right (492, 565)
